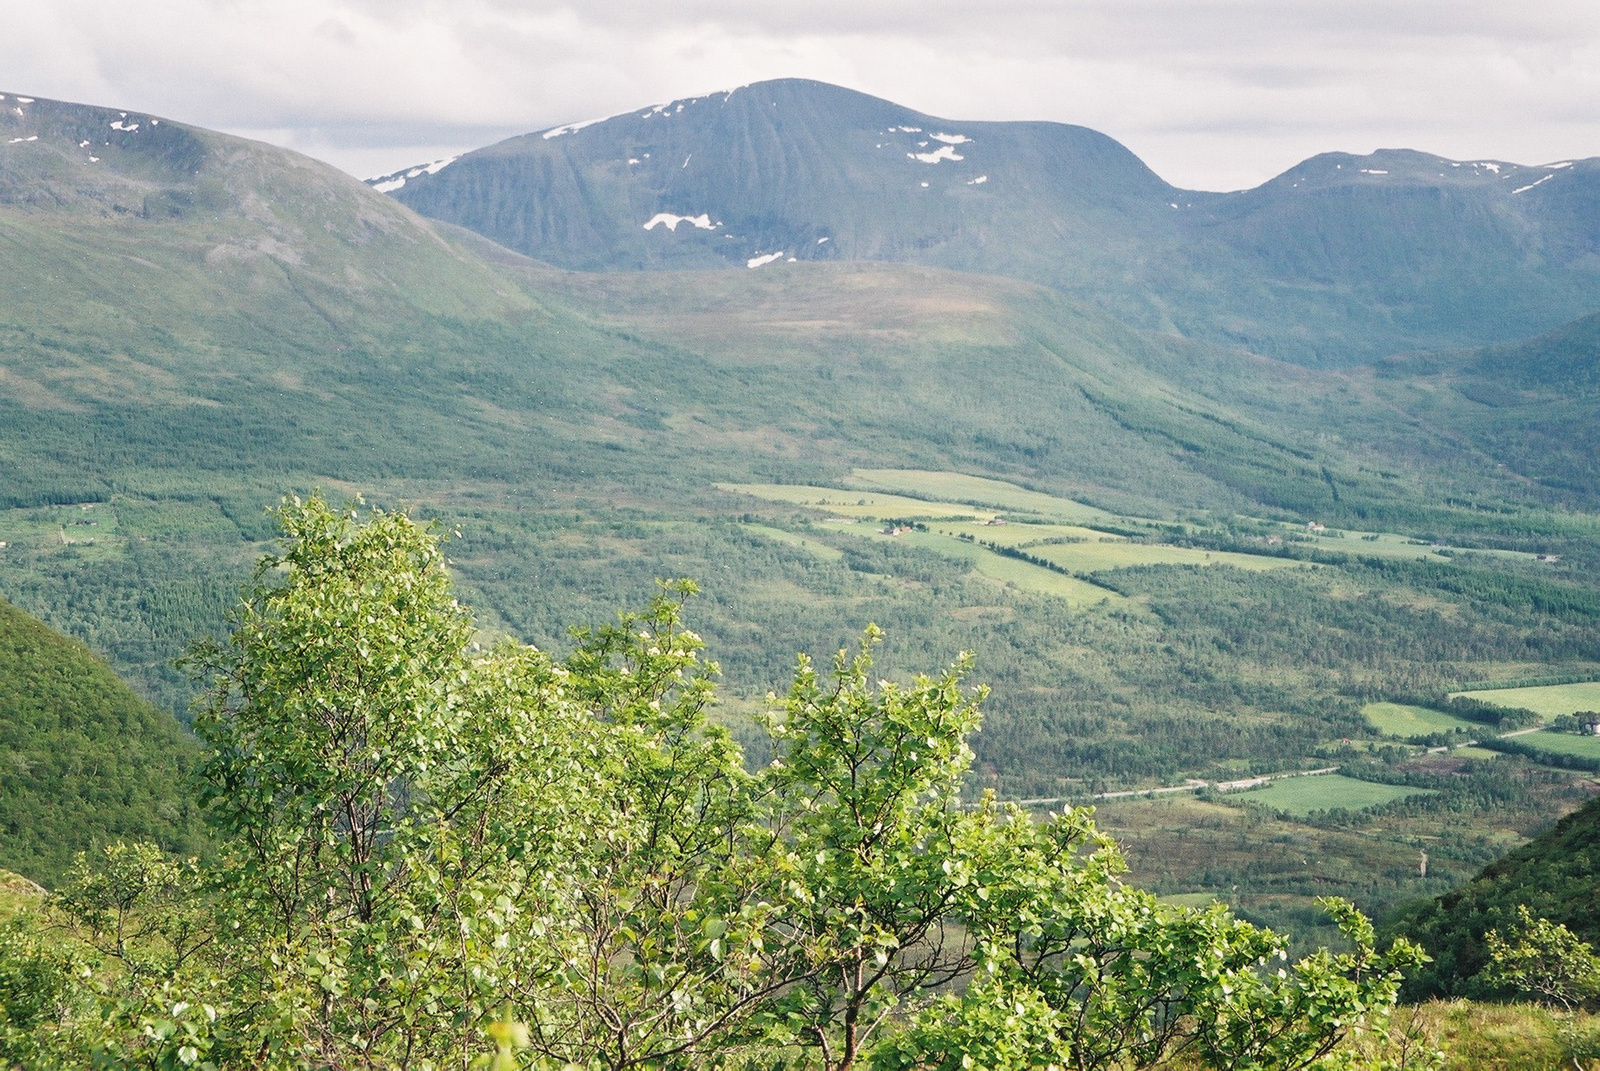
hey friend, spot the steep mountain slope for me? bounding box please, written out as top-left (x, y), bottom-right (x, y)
top-left (1355, 312), bottom-right (1600, 502)
top-left (0, 596), bottom-right (204, 886)
top-left (378, 78), bottom-right (1600, 365)
top-left (1384, 793), bottom-right (1600, 1000)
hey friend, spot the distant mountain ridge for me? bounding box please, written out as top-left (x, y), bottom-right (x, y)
top-left (373, 78), bottom-right (1600, 365)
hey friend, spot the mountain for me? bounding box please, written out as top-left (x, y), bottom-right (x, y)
top-left (6, 88), bottom-right (1600, 940)
top-left (0, 595), bottom-right (204, 886)
top-left (1351, 312), bottom-right (1600, 501)
top-left (1384, 792), bottom-right (1600, 1000)
top-left (375, 78), bottom-right (1600, 366)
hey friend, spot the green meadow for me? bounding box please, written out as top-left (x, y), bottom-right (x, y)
top-left (1027, 538), bottom-right (1300, 574)
top-left (1451, 680), bottom-right (1600, 717)
top-left (1508, 730), bottom-right (1600, 760)
top-left (737, 523), bottom-right (844, 561)
top-left (719, 484), bottom-right (992, 520)
top-left (1233, 774), bottom-right (1436, 815)
top-left (848, 468), bottom-right (1121, 524)
top-left (1363, 702), bottom-right (1481, 738)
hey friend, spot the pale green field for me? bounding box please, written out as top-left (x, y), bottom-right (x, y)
top-left (1159, 892), bottom-right (1222, 909)
top-left (1510, 730), bottom-right (1600, 760)
top-left (1450, 681), bottom-right (1600, 717)
top-left (738, 523), bottom-right (844, 561)
top-left (820, 523), bottom-right (1126, 608)
top-left (1363, 702), bottom-right (1480, 738)
top-left (730, 481), bottom-right (1301, 577)
top-left (719, 483), bottom-right (993, 520)
top-left (1029, 539), bottom-right (1301, 574)
top-left (848, 469), bottom-right (1120, 524)
top-left (0, 502), bottom-right (121, 548)
top-left (928, 520), bottom-right (1113, 546)
top-left (1234, 774), bottom-right (1435, 815)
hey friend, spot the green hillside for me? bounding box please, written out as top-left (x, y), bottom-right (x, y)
top-left (1363, 312), bottom-right (1600, 499)
top-left (1384, 793), bottom-right (1600, 1000)
top-left (381, 78), bottom-right (1600, 365)
top-left (4, 89), bottom-right (1600, 941)
top-left (0, 596), bottom-right (204, 886)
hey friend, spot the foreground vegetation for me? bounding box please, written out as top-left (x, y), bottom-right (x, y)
top-left (0, 499), bottom-right (1422, 1070)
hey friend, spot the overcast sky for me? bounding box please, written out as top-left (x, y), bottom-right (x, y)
top-left (4, 1), bottom-right (1599, 191)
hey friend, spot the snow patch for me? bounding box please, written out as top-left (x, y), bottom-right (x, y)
top-left (109, 120), bottom-right (140, 132)
top-left (1546, 161), bottom-right (1574, 169)
top-left (628, 158), bottom-right (640, 165)
top-left (87, 156), bottom-right (98, 162)
top-left (1359, 168), bottom-right (1387, 175)
top-left (79, 140), bottom-right (89, 148)
top-left (1476, 162), bottom-right (1500, 173)
top-left (372, 177), bottom-right (406, 193)
top-left (405, 156), bottom-right (457, 177)
top-left (897, 126), bottom-right (922, 133)
top-left (644, 213), bottom-right (715, 232)
top-left (1513, 174), bottom-right (1555, 194)
top-left (919, 181), bottom-right (930, 188)
top-left (967, 175), bottom-right (987, 185)
top-left (16, 97), bottom-right (32, 103)
top-left (817, 236), bottom-right (829, 244)
top-left (542, 115), bottom-right (611, 139)
top-left (682, 154), bottom-right (691, 168)
top-left (909, 144), bottom-right (964, 164)
top-left (928, 132), bottom-right (970, 145)
top-left (747, 251), bottom-right (784, 269)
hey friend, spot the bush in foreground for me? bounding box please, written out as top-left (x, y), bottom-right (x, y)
top-left (0, 496), bottom-right (1422, 1070)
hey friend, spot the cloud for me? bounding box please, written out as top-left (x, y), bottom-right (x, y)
top-left (2, 0), bottom-right (1597, 188)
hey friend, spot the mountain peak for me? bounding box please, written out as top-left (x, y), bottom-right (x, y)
top-left (368, 78), bottom-right (1600, 365)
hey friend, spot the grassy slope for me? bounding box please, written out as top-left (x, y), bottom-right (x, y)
top-left (0, 597), bottom-right (204, 886)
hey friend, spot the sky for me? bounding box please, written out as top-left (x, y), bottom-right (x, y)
top-left (3, 1), bottom-right (1599, 191)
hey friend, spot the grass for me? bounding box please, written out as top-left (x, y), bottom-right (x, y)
top-left (1275, 525), bottom-right (1540, 564)
top-left (719, 484), bottom-right (992, 521)
top-left (1364, 702), bottom-right (1481, 738)
top-left (1452, 681), bottom-right (1600, 718)
top-left (817, 523), bottom-right (1126, 608)
top-left (1028, 539), bottom-right (1302, 574)
top-left (1356, 999), bottom-right (1600, 1071)
top-left (1232, 773), bottom-right (1435, 815)
top-left (737, 523), bottom-right (844, 561)
top-left (928, 520), bottom-right (1111, 546)
top-left (848, 469), bottom-right (1120, 524)
top-left (731, 478), bottom-right (1303, 578)
top-left (1509, 730), bottom-right (1600, 760)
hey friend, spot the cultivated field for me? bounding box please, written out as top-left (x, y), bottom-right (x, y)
top-left (719, 483), bottom-right (992, 520)
top-left (1233, 773), bottom-right (1435, 815)
top-left (1363, 702), bottom-right (1481, 738)
top-left (737, 523), bottom-right (844, 561)
top-left (817, 523), bottom-right (1127, 607)
top-left (1028, 539), bottom-right (1301, 574)
top-left (849, 469), bottom-right (1120, 524)
top-left (1509, 730), bottom-right (1600, 760)
top-left (1451, 680), bottom-right (1600, 717)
